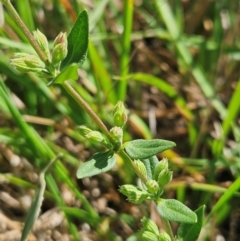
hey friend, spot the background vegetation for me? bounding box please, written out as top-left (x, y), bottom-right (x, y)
top-left (0, 0), bottom-right (240, 240)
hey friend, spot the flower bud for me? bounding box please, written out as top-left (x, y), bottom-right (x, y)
top-left (86, 131), bottom-right (105, 145)
top-left (110, 126), bottom-right (123, 142)
top-left (77, 125), bottom-right (93, 137)
top-left (141, 231), bottom-right (158, 241)
top-left (119, 184), bottom-right (149, 204)
top-left (53, 32), bottom-right (67, 47)
top-left (146, 180), bottom-right (159, 194)
top-left (52, 32), bottom-right (68, 65)
top-left (141, 217), bottom-right (159, 235)
top-left (33, 29), bottom-right (51, 60)
top-left (157, 169), bottom-right (172, 188)
top-left (153, 158), bottom-right (169, 181)
top-left (52, 43), bottom-right (68, 66)
top-left (133, 160), bottom-right (147, 177)
top-left (158, 233), bottom-right (171, 241)
top-left (113, 101), bottom-right (127, 127)
top-left (110, 126), bottom-right (123, 149)
top-left (10, 53), bottom-right (45, 73)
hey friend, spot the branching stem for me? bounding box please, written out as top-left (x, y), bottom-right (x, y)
top-left (2, 0), bottom-right (50, 64)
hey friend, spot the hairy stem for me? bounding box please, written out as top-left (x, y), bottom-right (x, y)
top-left (2, 0), bottom-right (49, 64)
top-left (161, 217), bottom-right (175, 241)
top-left (62, 81), bottom-right (115, 144)
top-left (2, 0), bottom-right (115, 147)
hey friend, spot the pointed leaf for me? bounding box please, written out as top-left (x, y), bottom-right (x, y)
top-left (21, 155), bottom-right (61, 241)
top-left (177, 205), bottom-right (205, 241)
top-left (77, 151), bottom-right (116, 179)
top-left (124, 139), bottom-right (176, 159)
top-left (61, 10), bottom-right (89, 69)
top-left (20, 172), bottom-right (46, 241)
top-left (140, 155), bottom-right (159, 179)
top-left (47, 63), bottom-right (78, 86)
top-left (157, 199), bottom-right (197, 223)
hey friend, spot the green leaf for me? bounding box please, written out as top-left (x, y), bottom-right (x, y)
top-left (157, 199), bottom-right (197, 223)
top-left (21, 155), bottom-right (61, 241)
top-left (47, 63), bottom-right (78, 86)
top-left (20, 172), bottom-right (46, 241)
top-left (140, 155), bottom-right (159, 180)
top-left (61, 10), bottom-right (89, 69)
top-left (76, 151), bottom-right (116, 179)
top-left (124, 139), bottom-right (176, 159)
top-left (177, 205), bottom-right (205, 241)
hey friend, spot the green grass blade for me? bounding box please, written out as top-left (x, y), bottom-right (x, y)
top-left (16, 0), bottom-right (35, 31)
top-left (154, 0), bottom-right (227, 118)
top-left (206, 175), bottom-right (240, 223)
top-left (88, 41), bottom-right (117, 104)
top-left (118, 0), bottom-right (134, 101)
top-left (20, 155), bottom-right (61, 241)
top-left (213, 79), bottom-right (240, 155)
top-left (127, 73), bottom-right (193, 120)
top-left (0, 76), bottom-right (99, 233)
top-left (89, 0), bottom-right (110, 32)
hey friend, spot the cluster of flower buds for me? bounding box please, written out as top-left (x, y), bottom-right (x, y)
top-left (10, 29), bottom-right (68, 78)
top-left (109, 101), bottom-right (128, 150)
top-left (141, 217), bottom-right (171, 241)
top-left (77, 102), bottom-right (128, 151)
top-left (119, 158), bottom-right (172, 204)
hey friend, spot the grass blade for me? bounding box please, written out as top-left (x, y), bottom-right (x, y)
top-left (118, 0), bottom-right (134, 101)
top-left (20, 154), bottom-right (62, 241)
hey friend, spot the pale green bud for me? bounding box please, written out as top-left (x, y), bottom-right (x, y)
top-left (113, 101), bottom-right (127, 127)
top-left (158, 233), bottom-right (171, 241)
top-left (157, 170), bottom-right (172, 188)
top-left (52, 43), bottom-right (68, 65)
top-left (146, 180), bottom-right (159, 194)
top-left (52, 32), bottom-right (68, 65)
top-left (77, 125), bottom-right (93, 137)
top-left (153, 158), bottom-right (169, 181)
top-left (133, 160), bottom-right (147, 177)
top-left (53, 32), bottom-right (67, 47)
top-left (33, 29), bottom-right (51, 60)
top-left (110, 126), bottom-right (123, 143)
top-left (110, 126), bottom-right (123, 150)
top-left (141, 231), bottom-right (158, 241)
top-left (119, 184), bottom-right (149, 204)
top-left (10, 53), bottom-right (45, 73)
top-left (86, 131), bottom-right (105, 145)
top-left (141, 217), bottom-right (159, 235)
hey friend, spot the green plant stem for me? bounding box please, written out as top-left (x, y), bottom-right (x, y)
top-left (1, 0), bottom-right (116, 147)
top-left (2, 0), bottom-right (49, 64)
top-left (161, 217), bottom-right (175, 241)
top-left (62, 81), bottom-right (115, 144)
top-left (118, 149), bottom-right (148, 185)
